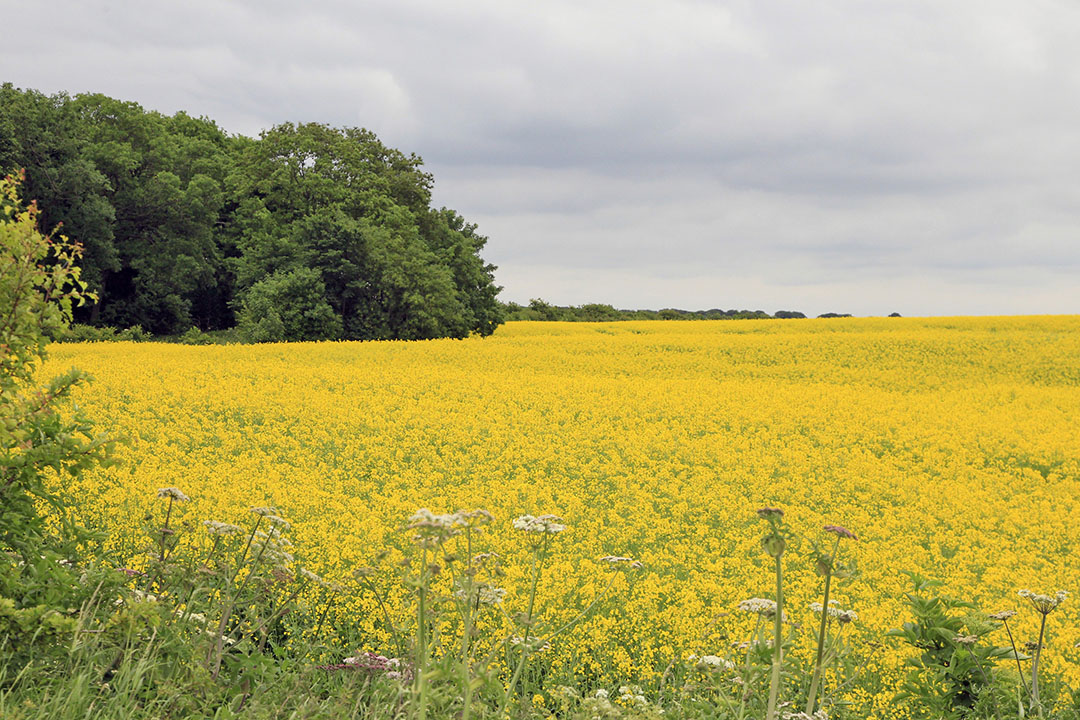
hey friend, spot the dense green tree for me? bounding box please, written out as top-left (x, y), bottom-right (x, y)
top-left (71, 94), bottom-right (233, 332)
top-left (228, 122), bottom-right (501, 340)
top-left (0, 85), bottom-right (118, 300)
top-left (0, 86), bottom-right (502, 341)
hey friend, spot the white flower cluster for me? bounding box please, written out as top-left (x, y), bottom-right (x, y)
top-left (203, 520), bottom-right (242, 536)
top-left (454, 582), bottom-right (506, 606)
top-left (254, 526), bottom-right (294, 568)
top-left (617, 685), bottom-right (649, 708)
top-left (300, 567), bottom-right (330, 588)
top-left (511, 635), bottom-right (551, 653)
top-left (1019, 589), bottom-right (1068, 615)
top-left (250, 506), bottom-right (278, 517)
top-left (809, 600), bottom-right (858, 623)
top-left (407, 508), bottom-right (493, 547)
top-left (688, 653), bottom-right (734, 671)
top-left (342, 653), bottom-right (403, 678)
top-left (157, 487), bottom-right (190, 502)
top-left (782, 711), bottom-right (829, 720)
top-left (513, 514), bottom-right (566, 534)
top-left (738, 597), bottom-right (784, 620)
top-left (114, 588), bottom-right (159, 606)
top-left (599, 555), bottom-right (644, 569)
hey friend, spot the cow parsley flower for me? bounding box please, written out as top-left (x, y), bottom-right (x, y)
top-left (203, 520), bottom-right (242, 536)
top-left (739, 597), bottom-right (781, 618)
top-left (1019, 589), bottom-right (1068, 615)
top-left (599, 555), bottom-right (644, 569)
top-left (157, 487), bottom-right (190, 502)
top-left (513, 514), bottom-right (566, 534)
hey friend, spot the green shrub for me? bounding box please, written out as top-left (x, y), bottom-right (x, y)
top-left (238, 268), bottom-right (341, 343)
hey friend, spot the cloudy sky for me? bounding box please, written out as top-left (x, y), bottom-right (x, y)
top-left (3, 0), bottom-right (1078, 316)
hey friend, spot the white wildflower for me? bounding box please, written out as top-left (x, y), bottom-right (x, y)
top-left (513, 514), bottom-right (566, 534)
top-left (250, 506), bottom-right (278, 517)
top-left (203, 520), bottom-right (242, 536)
top-left (455, 583), bottom-right (506, 605)
top-left (264, 515), bottom-right (291, 529)
top-left (157, 487), bottom-right (190, 502)
top-left (599, 555), bottom-right (644, 569)
top-left (738, 597), bottom-right (785, 619)
top-left (782, 711), bottom-right (829, 720)
top-left (407, 508), bottom-right (463, 547)
top-left (809, 600), bottom-right (857, 623)
top-left (1019, 589), bottom-right (1068, 615)
top-left (511, 636), bottom-right (551, 653)
top-left (300, 568), bottom-right (326, 586)
top-left (698, 655), bottom-right (734, 671)
top-left (617, 684), bottom-right (648, 707)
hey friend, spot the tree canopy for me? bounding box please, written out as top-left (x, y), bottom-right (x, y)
top-left (0, 84), bottom-right (503, 341)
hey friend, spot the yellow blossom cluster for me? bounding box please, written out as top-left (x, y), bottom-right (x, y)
top-left (44, 316), bottom-right (1080, 713)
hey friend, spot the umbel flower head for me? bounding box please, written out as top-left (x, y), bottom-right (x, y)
top-left (407, 508), bottom-right (462, 548)
top-left (406, 508), bottom-right (494, 548)
top-left (157, 487), bottom-right (190, 502)
top-left (809, 600), bottom-right (858, 623)
top-left (1018, 589), bottom-right (1068, 615)
top-left (203, 520), bottom-right (241, 536)
top-left (823, 524), bottom-right (858, 541)
top-left (599, 555), bottom-right (644, 570)
top-left (513, 514), bottom-right (566, 534)
top-left (738, 597), bottom-right (785, 620)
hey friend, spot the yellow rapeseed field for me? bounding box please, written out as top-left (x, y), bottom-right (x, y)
top-left (44, 316), bottom-right (1080, 712)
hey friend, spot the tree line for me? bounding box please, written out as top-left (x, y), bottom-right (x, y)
top-left (503, 299), bottom-right (818, 321)
top-left (0, 84), bottom-right (503, 341)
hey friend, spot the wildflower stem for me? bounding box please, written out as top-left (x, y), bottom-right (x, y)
top-left (966, 646), bottom-right (1001, 720)
top-left (498, 536), bottom-right (545, 719)
top-left (359, 574), bottom-right (405, 659)
top-left (1001, 619), bottom-right (1029, 699)
top-left (159, 496), bottom-right (174, 562)
top-left (766, 552), bottom-right (784, 720)
top-left (230, 515), bottom-right (263, 585)
top-left (210, 522), bottom-right (272, 679)
top-left (737, 613), bottom-right (764, 720)
top-left (416, 546), bottom-right (430, 720)
top-left (461, 528), bottom-right (474, 720)
top-left (806, 538), bottom-right (840, 715)
top-left (1031, 612), bottom-right (1047, 716)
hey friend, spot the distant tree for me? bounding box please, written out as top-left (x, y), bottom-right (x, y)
top-left (774, 310), bottom-right (807, 319)
top-left (576, 303), bottom-right (622, 321)
top-left (818, 313), bottom-right (853, 318)
top-left (527, 298), bottom-right (565, 321)
top-left (888, 312), bottom-right (902, 317)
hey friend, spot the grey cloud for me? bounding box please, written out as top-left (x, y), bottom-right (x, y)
top-left (2, 0), bottom-right (1079, 314)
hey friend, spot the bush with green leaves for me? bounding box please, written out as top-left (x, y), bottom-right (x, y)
top-left (890, 573), bottom-right (1078, 719)
top-left (0, 172), bottom-right (116, 663)
top-left (237, 267), bottom-right (342, 343)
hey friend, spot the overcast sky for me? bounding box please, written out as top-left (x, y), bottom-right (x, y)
top-left (2, 0), bottom-right (1078, 316)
